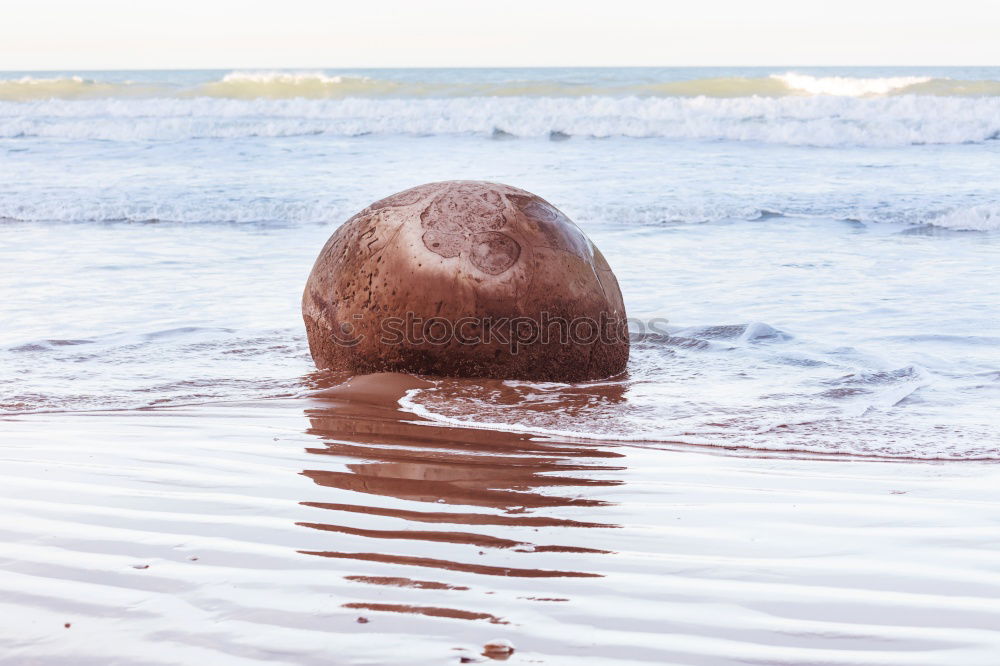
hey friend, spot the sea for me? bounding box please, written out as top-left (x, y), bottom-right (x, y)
top-left (1, 66), bottom-right (998, 458)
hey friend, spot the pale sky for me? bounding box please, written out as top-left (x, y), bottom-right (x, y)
top-left (2, 0), bottom-right (998, 70)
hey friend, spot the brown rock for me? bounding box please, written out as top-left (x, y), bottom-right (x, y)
top-left (482, 638), bottom-right (515, 655)
top-left (302, 181), bottom-right (628, 381)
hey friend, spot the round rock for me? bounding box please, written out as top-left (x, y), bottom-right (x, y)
top-left (302, 181), bottom-right (628, 381)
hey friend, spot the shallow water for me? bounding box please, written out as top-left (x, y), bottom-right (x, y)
top-left (1, 70), bottom-right (998, 453)
top-left (2, 66), bottom-right (1000, 662)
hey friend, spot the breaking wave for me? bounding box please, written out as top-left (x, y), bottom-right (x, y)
top-left (3, 94), bottom-right (1000, 146)
top-left (0, 75), bottom-right (158, 100)
top-left (2, 198), bottom-right (997, 231)
top-left (5, 71), bottom-right (1000, 101)
top-left (770, 72), bottom-right (932, 96)
top-left (399, 333), bottom-right (996, 460)
top-left (926, 204), bottom-right (1000, 231)
top-left (196, 71), bottom-right (404, 98)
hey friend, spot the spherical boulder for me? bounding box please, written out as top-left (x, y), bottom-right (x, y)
top-left (302, 181), bottom-right (628, 381)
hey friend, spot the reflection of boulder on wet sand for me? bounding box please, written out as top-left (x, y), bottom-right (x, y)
top-left (295, 373), bottom-right (626, 624)
top-left (301, 455), bottom-right (618, 510)
top-left (302, 375), bottom-right (626, 512)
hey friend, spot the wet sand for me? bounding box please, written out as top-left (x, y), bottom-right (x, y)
top-left (2, 374), bottom-right (1000, 665)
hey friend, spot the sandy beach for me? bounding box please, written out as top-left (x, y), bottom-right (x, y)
top-left (3, 374), bottom-right (1000, 665)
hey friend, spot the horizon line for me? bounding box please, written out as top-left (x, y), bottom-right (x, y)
top-left (2, 64), bottom-right (999, 73)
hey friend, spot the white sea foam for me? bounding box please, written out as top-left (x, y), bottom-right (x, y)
top-left (219, 71), bottom-right (351, 84)
top-left (927, 205), bottom-right (1000, 231)
top-left (0, 198), bottom-right (350, 225)
top-left (0, 75), bottom-right (90, 86)
top-left (398, 358), bottom-right (994, 460)
top-left (3, 95), bottom-right (1000, 146)
top-left (196, 71), bottom-right (400, 98)
top-left (4, 197), bottom-right (999, 230)
top-left (771, 72), bottom-right (933, 96)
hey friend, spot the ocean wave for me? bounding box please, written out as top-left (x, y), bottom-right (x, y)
top-left (772, 73), bottom-right (1000, 97)
top-left (398, 358), bottom-right (995, 460)
top-left (0, 75), bottom-right (161, 101)
top-left (0, 202), bottom-right (768, 226)
top-left (3, 198), bottom-right (998, 230)
top-left (195, 71), bottom-right (404, 99)
top-left (644, 73), bottom-right (943, 98)
top-left (0, 326), bottom-right (310, 414)
top-left (3, 95), bottom-right (1000, 146)
top-left (5, 71), bottom-right (1000, 101)
top-left (770, 72), bottom-right (933, 96)
top-left (926, 204), bottom-right (1000, 231)
top-left (0, 197), bottom-right (350, 225)
top-left (0, 199), bottom-right (752, 226)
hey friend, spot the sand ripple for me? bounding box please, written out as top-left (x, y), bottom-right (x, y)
top-left (2, 390), bottom-right (1000, 664)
